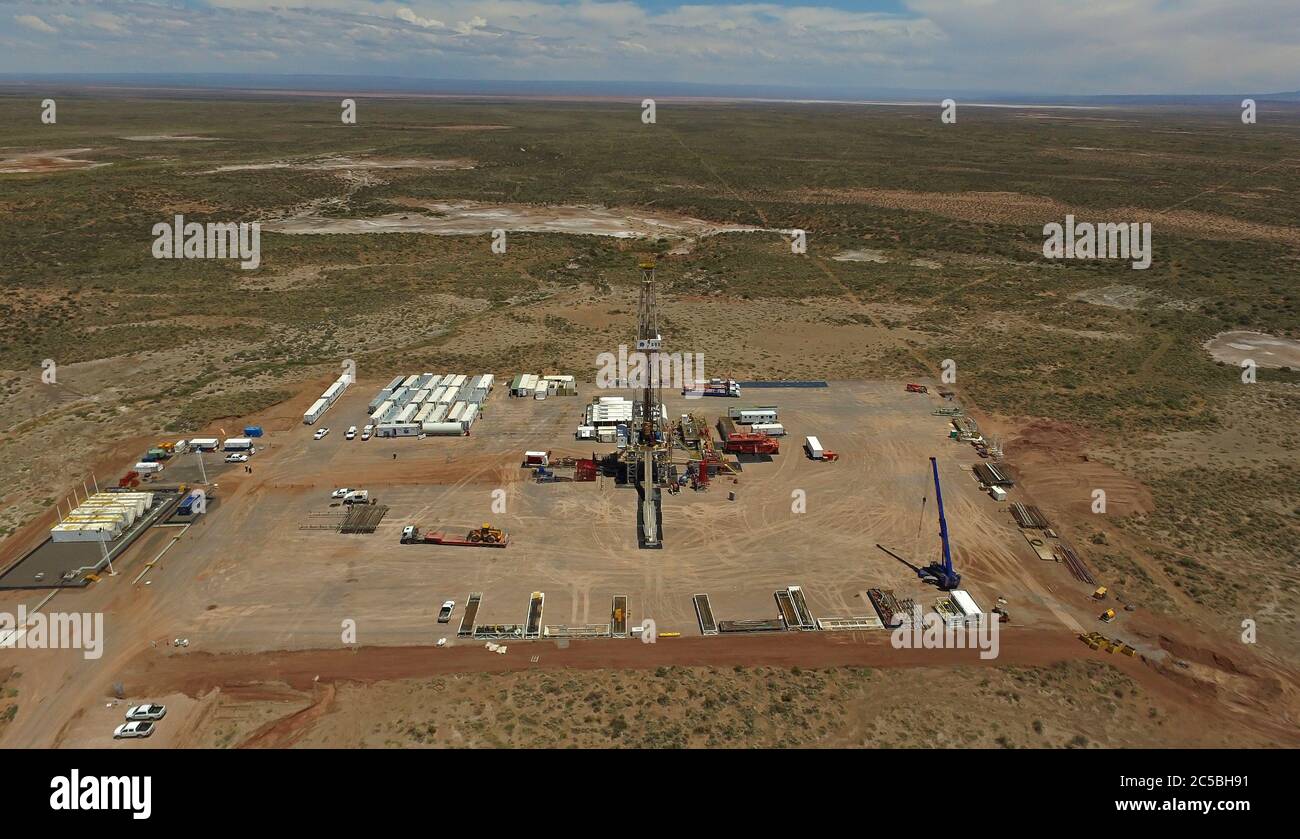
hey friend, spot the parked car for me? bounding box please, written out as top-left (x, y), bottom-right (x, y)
top-left (361, 424), bottom-right (373, 441)
top-left (437, 600), bottom-right (456, 623)
top-left (331, 488), bottom-right (353, 499)
top-left (313, 427), bottom-right (330, 440)
top-left (224, 453), bottom-right (249, 463)
top-left (125, 704), bottom-right (167, 721)
top-left (346, 426), bottom-right (357, 440)
top-left (113, 721), bottom-right (155, 739)
top-left (342, 490), bottom-right (369, 505)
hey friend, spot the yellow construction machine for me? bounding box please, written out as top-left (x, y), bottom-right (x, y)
top-left (467, 523), bottom-right (506, 544)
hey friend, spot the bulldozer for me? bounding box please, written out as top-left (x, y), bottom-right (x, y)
top-left (1092, 586), bottom-right (1108, 600)
top-left (1100, 608), bottom-right (1117, 623)
top-left (467, 523), bottom-right (506, 544)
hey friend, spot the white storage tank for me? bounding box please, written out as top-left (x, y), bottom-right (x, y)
top-left (421, 422), bottom-right (466, 436)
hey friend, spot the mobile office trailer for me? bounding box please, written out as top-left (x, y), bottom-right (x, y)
top-left (729, 407), bottom-right (778, 424)
top-left (533, 382), bottom-right (548, 400)
top-left (322, 380), bottom-right (346, 403)
top-left (303, 397), bottom-right (330, 425)
top-left (750, 422), bottom-right (786, 437)
top-left (402, 375), bottom-right (419, 388)
top-left (429, 404), bottom-right (450, 423)
top-left (460, 404), bottom-right (479, 430)
top-left (376, 423), bottom-right (421, 438)
top-left (990, 485), bottom-right (1008, 502)
top-left (447, 401), bottom-right (467, 423)
top-left (384, 375), bottom-right (405, 391)
top-left (804, 436), bottom-right (824, 460)
top-left (395, 404), bottom-right (420, 425)
top-left (134, 461), bottom-right (163, 474)
top-left (189, 438), bottom-right (220, 451)
top-left (222, 437), bottom-right (254, 452)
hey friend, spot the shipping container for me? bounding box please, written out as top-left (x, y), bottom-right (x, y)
top-left (804, 436), bottom-right (824, 460)
top-left (990, 485), bottom-right (1008, 502)
top-left (243, 426), bottom-right (264, 438)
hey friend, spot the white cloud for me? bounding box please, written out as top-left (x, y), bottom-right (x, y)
top-left (395, 7), bottom-right (445, 29)
top-left (1, 1), bottom-right (1297, 94)
top-left (14, 14), bottom-right (57, 34)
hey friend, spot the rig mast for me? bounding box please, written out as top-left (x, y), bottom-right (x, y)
top-left (633, 258), bottom-right (666, 548)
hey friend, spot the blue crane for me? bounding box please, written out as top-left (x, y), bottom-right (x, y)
top-left (918, 456), bottom-right (962, 590)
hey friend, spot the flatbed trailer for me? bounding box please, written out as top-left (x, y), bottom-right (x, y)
top-left (543, 624), bottom-right (611, 639)
top-left (693, 593), bottom-right (718, 636)
top-left (458, 592), bottom-right (482, 637)
top-left (404, 526), bottom-right (510, 548)
top-left (774, 590), bottom-right (800, 629)
top-left (787, 585), bottom-right (816, 630)
top-left (717, 618), bottom-right (786, 633)
top-left (611, 595), bottom-right (629, 637)
top-left (525, 591), bottom-right (545, 639)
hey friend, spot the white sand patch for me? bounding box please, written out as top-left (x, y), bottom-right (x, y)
top-left (262, 199), bottom-right (785, 242)
top-left (0, 148), bottom-right (108, 174)
top-left (833, 249), bottom-right (889, 263)
top-left (1204, 331), bottom-right (1300, 369)
top-left (201, 156), bottom-right (474, 174)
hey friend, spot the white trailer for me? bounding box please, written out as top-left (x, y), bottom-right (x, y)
top-left (949, 589), bottom-right (983, 623)
top-left (189, 437), bottom-right (220, 451)
top-left (750, 422), bottom-right (786, 437)
top-left (989, 485), bottom-right (1008, 502)
top-left (134, 461), bottom-right (163, 474)
top-left (460, 403), bottom-right (479, 430)
top-left (303, 397), bottom-right (330, 425)
top-left (222, 437), bottom-right (254, 452)
top-left (804, 436), bottom-right (824, 460)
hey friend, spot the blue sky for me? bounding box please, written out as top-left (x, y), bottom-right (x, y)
top-left (1, 1), bottom-right (1297, 95)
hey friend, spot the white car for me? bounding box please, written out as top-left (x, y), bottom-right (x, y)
top-left (313, 428), bottom-right (330, 440)
top-left (224, 453), bottom-right (249, 463)
top-left (346, 426), bottom-right (357, 440)
top-left (437, 600), bottom-right (456, 623)
top-left (113, 721), bottom-right (155, 739)
top-left (126, 704), bottom-right (167, 721)
top-left (331, 488), bottom-right (353, 499)
top-left (361, 424), bottom-right (373, 441)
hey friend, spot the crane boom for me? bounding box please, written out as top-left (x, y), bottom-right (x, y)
top-left (918, 456), bottom-right (961, 590)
